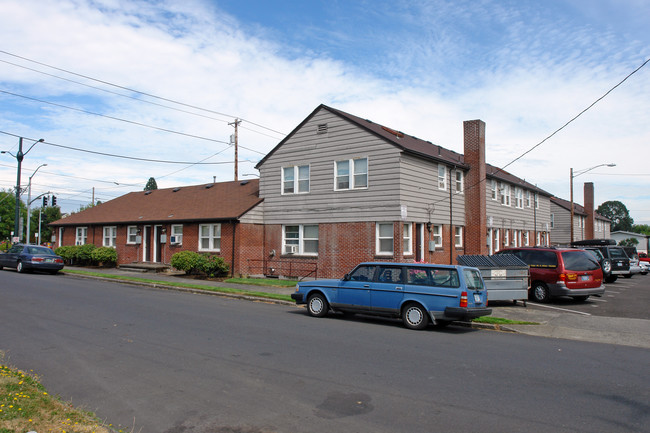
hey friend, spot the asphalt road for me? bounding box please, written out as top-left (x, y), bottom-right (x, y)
top-left (1, 271), bottom-right (649, 433)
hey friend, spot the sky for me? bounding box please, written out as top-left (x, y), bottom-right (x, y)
top-left (1, 0), bottom-right (649, 225)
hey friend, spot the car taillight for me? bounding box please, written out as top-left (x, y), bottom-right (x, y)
top-left (460, 291), bottom-right (468, 308)
top-left (54, 258), bottom-right (64, 264)
top-left (32, 257), bottom-right (44, 263)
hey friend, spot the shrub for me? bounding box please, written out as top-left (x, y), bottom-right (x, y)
top-left (75, 244), bottom-right (97, 265)
top-left (91, 246), bottom-right (117, 266)
top-left (55, 245), bottom-right (76, 264)
top-left (170, 250), bottom-right (202, 274)
top-left (197, 253), bottom-right (230, 277)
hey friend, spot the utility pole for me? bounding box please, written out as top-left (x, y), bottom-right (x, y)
top-left (229, 118), bottom-right (241, 181)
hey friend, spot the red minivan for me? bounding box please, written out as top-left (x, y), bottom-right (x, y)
top-left (496, 247), bottom-right (605, 302)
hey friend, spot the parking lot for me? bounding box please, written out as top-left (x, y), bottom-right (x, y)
top-left (527, 274), bottom-right (649, 319)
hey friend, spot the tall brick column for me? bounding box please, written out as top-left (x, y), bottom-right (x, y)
top-left (463, 120), bottom-right (487, 255)
top-left (584, 182), bottom-right (595, 240)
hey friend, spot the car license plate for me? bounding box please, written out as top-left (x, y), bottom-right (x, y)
top-left (580, 275), bottom-right (590, 281)
top-left (474, 294), bottom-right (482, 303)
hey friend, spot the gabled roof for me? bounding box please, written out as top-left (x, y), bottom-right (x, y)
top-left (256, 104), bottom-right (551, 196)
top-left (550, 196), bottom-right (610, 221)
top-left (51, 179), bottom-right (262, 226)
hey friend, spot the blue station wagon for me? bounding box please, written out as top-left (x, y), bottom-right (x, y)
top-left (291, 262), bottom-right (491, 330)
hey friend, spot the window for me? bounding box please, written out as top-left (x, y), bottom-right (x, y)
top-left (491, 180), bottom-right (497, 200)
top-left (438, 165), bottom-right (447, 190)
top-left (504, 230), bottom-right (510, 246)
top-left (103, 226), bottom-right (117, 247)
top-left (282, 165), bottom-right (309, 194)
top-left (348, 264), bottom-right (376, 281)
top-left (335, 158), bottom-right (368, 190)
top-left (534, 192), bottom-right (539, 209)
top-left (526, 190), bottom-right (532, 207)
top-left (403, 223), bottom-right (412, 255)
top-left (500, 184), bottom-right (511, 206)
top-left (454, 226), bottom-right (463, 248)
top-left (515, 188), bottom-right (523, 208)
top-left (432, 225), bottom-right (442, 248)
top-left (171, 224), bottom-right (183, 245)
top-left (75, 227), bottom-right (87, 245)
top-left (199, 224), bottom-right (221, 251)
top-left (376, 223), bottom-right (394, 255)
top-left (127, 226), bottom-right (138, 244)
top-left (550, 213), bottom-right (555, 229)
top-left (283, 224), bottom-right (319, 255)
top-left (454, 170), bottom-right (464, 193)
top-left (523, 231), bottom-right (530, 246)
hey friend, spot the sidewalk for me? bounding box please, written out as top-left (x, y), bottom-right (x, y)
top-left (63, 267), bottom-right (650, 349)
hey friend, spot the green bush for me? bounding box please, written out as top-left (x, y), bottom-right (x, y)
top-left (170, 250), bottom-right (202, 274)
top-left (74, 244), bottom-right (97, 265)
top-left (55, 245), bottom-right (76, 264)
top-left (197, 253), bottom-right (230, 277)
top-left (91, 246), bottom-right (117, 266)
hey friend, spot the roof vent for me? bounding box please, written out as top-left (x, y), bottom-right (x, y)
top-left (144, 191), bottom-right (152, 195)
top-left (381, 126), bottom-right (404, 138)
top-left (173, 187), bottom-right (181, 192)
top-left (204, 184), bottom-right (214, 189)
top-left (317, 123), bottom-right (328, 134)
top-left (240, 180), bottom-right (249, 186)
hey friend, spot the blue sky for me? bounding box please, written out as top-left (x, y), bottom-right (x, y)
top-left (0, 0), bottom-right (649, 224)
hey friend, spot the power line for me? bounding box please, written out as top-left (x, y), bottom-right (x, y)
top-left (0, 49), bottom-right (288, 137)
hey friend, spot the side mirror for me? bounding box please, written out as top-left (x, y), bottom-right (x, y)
top-left (343, 273), bottom-right (350, 281)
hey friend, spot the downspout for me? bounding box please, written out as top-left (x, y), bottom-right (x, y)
top-left (231, 220), bottom-right (238, 277)
top-left (449, 165), bottom-right (454, 265)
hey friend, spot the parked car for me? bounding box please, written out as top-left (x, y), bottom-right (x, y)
top-left (571, 239), bottom-right (630, 283)
top-left (291, 262), bottom-right (491, 330)
top-left (582, 247), bottom-right (612, 283)
top-left (639, 261), bottom-right (649, 275)
top-left (0, 244), bottom-right (65, 274)
top-left (495, 247), bottom-right (604, 303)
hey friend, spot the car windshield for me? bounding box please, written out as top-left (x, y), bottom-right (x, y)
top-left (462, 269), bottom-right (484, 290)
top-left (27, 246), bottom-right (56, 256)
top-left (561, 251), bottom-right (600, 271)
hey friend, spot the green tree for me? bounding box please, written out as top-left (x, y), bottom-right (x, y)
top-left (596, 200), bottom-right (633, 232)
top-left (632, 224), bottom-right (650, 235)
top-left (618, 238), bottom-right (639, 247)
top-left (0, 188), bottom-right (27, 242)
top-left (29, 204), bottom-right (62, 244)
top-left (144, 177), bottom-right (158, 191)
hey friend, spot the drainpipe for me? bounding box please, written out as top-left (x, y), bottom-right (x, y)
top-left (231, 220), bottom-right (238, 277)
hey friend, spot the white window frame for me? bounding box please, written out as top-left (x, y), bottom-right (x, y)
top-left (432, 225), bottom-right (442, 248)
top-left (526, 190), bottom-right (532, 208)
top-left (504, 229), bottom-right (510, 246)
top-left (523, 231), bottom-right (530, 246)
top-left (376, 222), bottom-right (394, 255)
top-left (171, 224), bottom-right (183, 245)
top-left (199, 223), bottom-right (221, 252)
top-left (550, 213), bottom-right (555, 229)
top-left (491, 180), bottom-right (497, 200)
top-left (438, 165), bottom-right (447, 190)
top-left (282, 224), bottom-right (319, 255)
top-left (515, 188), bottom-right (524, 209)
top-left (335, 157), bottom-right (368, 190)
top-left (75, 227), bottom-right (87, 245)
top-left (127, 226), bottom-right (138, 244)
top-left (454, 226), bottom-right (463, 248)
top-left (454, 170), bottom-right (464, 194)
top-left (500, 183), bottom-right (511, 206)
top-left (103, 226), bottom-right (117, 248)
top-left (282, 165), bottom-right (310, 194)
top-left (403, 223), bottom-right (413, 255)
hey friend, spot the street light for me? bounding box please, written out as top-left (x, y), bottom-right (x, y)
top-left (26, 163), bottom-right (48, 245)
top-left (1, 137), bottom-right (44, 243)
top-left (570, 163), bottom-right (616, 243)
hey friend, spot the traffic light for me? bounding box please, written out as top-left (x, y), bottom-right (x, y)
top-left (52, 195), bottom-right (57, 206)
top-left (43, 196), bottom-right (48, 207)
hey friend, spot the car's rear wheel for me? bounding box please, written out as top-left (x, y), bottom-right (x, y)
top-left (602, 259), bottom-right (611, 275)
top-left (402, 303), bottom-right (429, 330)
top-left (623, 274), bottom-right (632, 279)
top-left (605, 275), bottom-right (618, 283)
top-left (530, 282), bottom-right (550, 303)
top-left (16, 261), bottom-right (25, 273)
top-left (434, 319), bottom-right (452, 328)
top-left (572, 295), bottom-right (589, 302)
top-left (307, 293), bottom-right (329, 318)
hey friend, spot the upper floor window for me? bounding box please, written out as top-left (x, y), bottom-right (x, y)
top-left (103, 226), bottom-right (116, 248)
top-left (376, 223), bottom-right (394, 255)
top-left (525, 190), bottom-right (532, 207)
top-left (76, 227), bottom-right (87, 245)
top-left (500, 183), bottom-right (511, 206)
top-left (283, 224), bottom-right (319, 255)
top-left (438, 165), bottom-right (447, 190)
top-left (335, 158), bottom-right (368, 190)
top-left (491, 180), bottom-right (497, 200)
top-left (283, 165), bottom-right (310, 194)
top-left (199, 224), bottom-right (221, 251)
top-left (550, 213), bottom-right (555, 228)
top-left (454, 170), bottom-right (464, 193)
top-left (515, 188), bottom-right (524, 209)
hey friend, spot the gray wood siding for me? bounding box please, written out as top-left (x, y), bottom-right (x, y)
top-left (259, 110), bottom-right (403, 224)
top-left (486, 180), bottom-right (551, 232)
top-left (239, 202), bottom-right (264, 224)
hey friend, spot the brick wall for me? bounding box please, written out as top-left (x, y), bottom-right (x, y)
top-left (463, 119), bottom-right (487, 255)
top-left (584, 182), bottom-right (595, 240)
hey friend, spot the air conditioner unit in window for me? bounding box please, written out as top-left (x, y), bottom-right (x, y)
top-left (170, 236), bottom-right (181, 245)
top-left (285, 245), bottom-right (298, 254)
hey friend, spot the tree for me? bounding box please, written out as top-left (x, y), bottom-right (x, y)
top-left (596, 200), bottom-right (633, 232)
top-left (632, 224), bottom-right (650, 235)
top-left (29, 204), bottom-right (62, 244)
top-left (618, 238), bottom-right (639, 247)
top-left (144, 177), bottom-right (158, 191)
top-left (0, 188), bottom-right (27, 242)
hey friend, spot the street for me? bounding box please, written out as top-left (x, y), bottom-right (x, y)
top-left (1, 271), bottom-right (649, 433)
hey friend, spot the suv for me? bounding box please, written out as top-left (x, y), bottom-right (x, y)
top-left (496, 247), bottom-right (605, 303)
top-left (571, 239), bottom-right (630, 283)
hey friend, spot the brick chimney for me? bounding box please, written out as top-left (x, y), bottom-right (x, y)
top-left (584, 182), bottom-right (595, 239)
top-left (463, 120), bottom-right (487, 255)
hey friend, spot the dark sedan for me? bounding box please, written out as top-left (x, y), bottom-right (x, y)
top-left (0, 244), bottom-right (65, 274)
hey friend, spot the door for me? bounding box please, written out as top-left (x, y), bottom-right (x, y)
top-left (370, 265), bottom-right (405, 313)
top-left (337, 264), bottom-right (374, 310)
top-left (154, 225), bottom-right (163, 263)
top-left (143, 225), bottom-right (151, 262)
